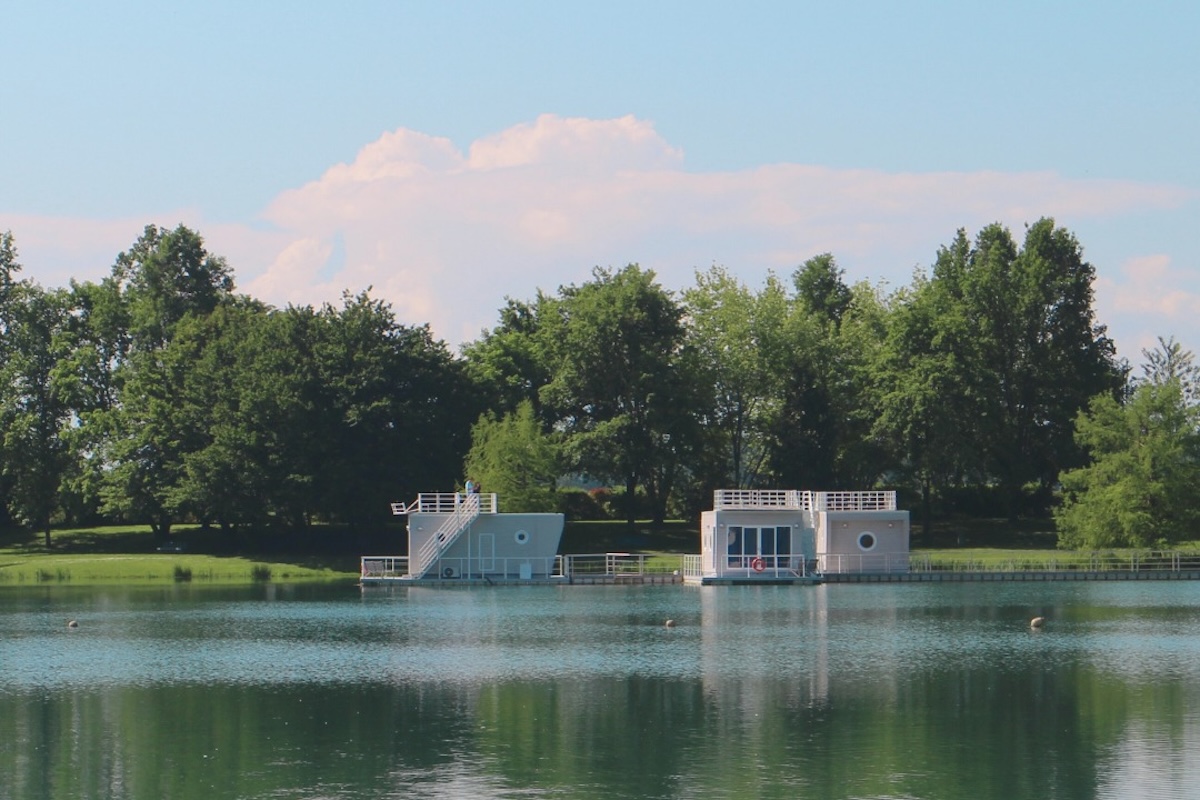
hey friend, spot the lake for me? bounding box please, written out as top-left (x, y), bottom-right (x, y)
top-left (3, 581), bottom-right (1199, 799)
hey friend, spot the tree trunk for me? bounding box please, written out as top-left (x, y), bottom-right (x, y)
top-left (921, 480), bottom-right (932, 540)
top-left (625, 476), bottom-right (638, 528)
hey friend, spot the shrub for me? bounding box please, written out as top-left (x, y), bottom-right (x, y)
top-left (562, 488), bottom-right (608, 520)
top-left (250, 564), bottom-right (272, 582)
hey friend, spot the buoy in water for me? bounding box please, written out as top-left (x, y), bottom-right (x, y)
top-left (664, 619), bottom-right (676, 628)
top-left (1030, 616), bottom-right (1046, 629)
top-left (67, 620), bottom-right (79, 628)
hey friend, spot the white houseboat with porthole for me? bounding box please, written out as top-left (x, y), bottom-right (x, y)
top-left (361, 492), bottom-right (565, 583)
top-left (684, 489), bottom-right (910, 584)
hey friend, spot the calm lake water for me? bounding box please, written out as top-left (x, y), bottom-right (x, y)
top-left (3, 580), bottom-right (1200, 800)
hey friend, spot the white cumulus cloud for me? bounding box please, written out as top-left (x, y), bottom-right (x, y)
top-left (3, 114), bottom-right (1194, 355)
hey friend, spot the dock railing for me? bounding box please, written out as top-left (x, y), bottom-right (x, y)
top-left (361, 554), bottom-right (563, 580)
top-left (911, 550), bottom-right (1200, 573)
top-left (364, 550), bottom-right (1200, 581)
top-left (361, 556), bottom-right (409, 579)
top-left (818, 552), bottom-right (910, 574)
top-left (563, 553), bottom-right (683, 577)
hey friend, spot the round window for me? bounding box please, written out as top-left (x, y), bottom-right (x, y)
top-left (514, 530), bottom-right (530, 545)
top-left (858, 532), bottom-right (877, 551)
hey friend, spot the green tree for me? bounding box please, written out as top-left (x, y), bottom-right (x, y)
top-left (826, 280), bottom-right (894, 487)
top-left (793, 252), bottom-right (852, 324)
top-left (541, 265), bottom-right (688, 526)
top-left (1055, 379), bottom-right (1200, 548)
top-left (112, 224), bottom-right (234, 352)
top-left (920, 221), bottom-right (1123, 519)
top-left (767, 259), bottom-right (888, 490)
top-left (88, 224), bottom-right (237, 536)
top-left (682, 267), bottom-right (788, 488)
top-left (462, 295), bottom-right (555, 420)
top-left (0, 231), bottom-right (19, 528)
top-left (0, 240), bottom-right (76, 543)
top-left (1139, 335), bottom-right (1200, 405)
top-left (157, 299), bottom-right (274, 528)
top-left (311, 291), bottom-right (477, 527)
top-left (464, 401), bottom-right (561, 512)
top-left (873, 271), bottom-right (979, 532)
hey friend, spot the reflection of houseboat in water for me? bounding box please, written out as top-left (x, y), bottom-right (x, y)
top-left (361, 488), bottom-right (909, 585)
top-left (687, 489), bottom-right (909, 585)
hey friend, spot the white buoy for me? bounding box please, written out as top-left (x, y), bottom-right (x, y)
top-left (67, 620), bottom-right (79, 628)
top-left (1030, 616), bottom-right (1046, 629)
top-left (664, 619), bottom-right (676, 628)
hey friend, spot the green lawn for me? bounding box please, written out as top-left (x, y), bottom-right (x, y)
top-left (0, 523), bottom-right (368, 586)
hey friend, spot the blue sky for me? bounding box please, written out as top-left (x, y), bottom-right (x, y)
top-left (2, 1), bottom-right (1197, 361)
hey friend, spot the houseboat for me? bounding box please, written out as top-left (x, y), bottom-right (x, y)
top-left (685, 489), bottom-right (910, 584)
top-left (361, 492), bottom-right (565, 584)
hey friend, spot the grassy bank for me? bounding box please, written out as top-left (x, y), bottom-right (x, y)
top-left (5, 517), bottom-right (1195, 586)
top-left (0, 523), bottom-right (369, 586)
top-left (0, 553), bottom-right (345, 585)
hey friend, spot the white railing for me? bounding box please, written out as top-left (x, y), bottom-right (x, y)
top-left (361, 556), bottom-right (409, 578)
top-left (714, 490), bottom-right (809, 510)
top-left (811, 491), bottom-right (896, 511)
top-left (393, 492), bottom-right (499, 515)
top-left (817, 552), bottom-right (910, 573)
top-left (361, 554), bottom-right (564, 580)
top-left (910, 551), bottom-right (1200, 573)
top-left (682, 554), bottom-right (703, 579)
top-left (713, 489), bottom-right (898, 512)
top-left (390, 500), bottom-right (417, 515)
top-left (721, 554), bottom-right (811, 578)
top-left (410, 492), bottom-right (482, 578)
top-left (563, 553), bottom-right (684, 577)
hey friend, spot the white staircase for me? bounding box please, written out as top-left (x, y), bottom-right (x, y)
top-left (407, 493), bottom-right (482, 579)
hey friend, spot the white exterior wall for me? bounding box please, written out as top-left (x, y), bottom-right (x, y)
top-left (700, 508), bottom-right (815, 579)
top-left (815, 510), bottom-right (910, 573)
top-left (409, 512), bottom-right (564, 578)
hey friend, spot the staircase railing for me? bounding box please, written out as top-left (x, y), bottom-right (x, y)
top-left (409, 493), bottom-right (481, 578)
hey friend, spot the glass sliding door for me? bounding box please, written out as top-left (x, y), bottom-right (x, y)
top-left (726, 525), bottom-right (796, 570)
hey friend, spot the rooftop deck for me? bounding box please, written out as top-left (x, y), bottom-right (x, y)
top-left (390, 492), bottom-right (499, 516)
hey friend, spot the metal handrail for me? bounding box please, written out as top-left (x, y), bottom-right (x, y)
top-left (410, 493), bottom-right (481, 578)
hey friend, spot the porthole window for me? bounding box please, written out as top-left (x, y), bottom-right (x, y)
top-left (514, 530), bottom-right (530, 545)
top-left (858, 532), bottom-right (877, 551)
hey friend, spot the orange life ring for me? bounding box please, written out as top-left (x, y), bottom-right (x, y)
top-left (751, 557), bottom-right (766, 573)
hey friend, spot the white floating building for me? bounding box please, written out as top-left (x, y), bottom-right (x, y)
top-left (361, 492), bottom-right (565, 583)
top-left (685, 489), bottom-right (910, 584)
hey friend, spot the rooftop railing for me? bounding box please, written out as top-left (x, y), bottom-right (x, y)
top-left (811, 491), bottom-right (897, 511)
top-left (391, 492), bottom-right (498, 515)
top-left (713, 490), bottom-right (897, 512)
top-left (713, 490), bottom-right (810, 510)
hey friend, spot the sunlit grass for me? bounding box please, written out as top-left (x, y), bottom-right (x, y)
top-left (0, 523), bottom-right (360, 585)
top-left (0, 552), bottom-right (346, 585)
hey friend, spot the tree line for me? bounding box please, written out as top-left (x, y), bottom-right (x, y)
top-left (2, 219), bottom-right (1197, 549)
